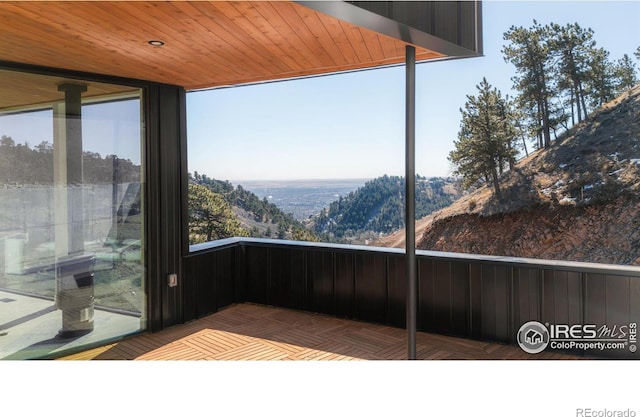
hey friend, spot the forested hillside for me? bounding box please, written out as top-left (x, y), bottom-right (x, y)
top-left (447, 21), bottom-right (638, 201)
top-left (378, 21), bottom-right (640, 260)
top-left (0, 136), bottom-right (140, 184)
top-left (189, 172), bottom-right (317, 243)
top-left (417, 85), bottom-right (640, 265)
top-left (311, 175), bottom-right (459, 240)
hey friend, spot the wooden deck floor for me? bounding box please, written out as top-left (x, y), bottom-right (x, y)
top-left (60, 303), bottom-right (581, 360)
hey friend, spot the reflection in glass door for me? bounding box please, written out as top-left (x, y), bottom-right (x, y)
top-left (0, 69), bottom-right (146, 359)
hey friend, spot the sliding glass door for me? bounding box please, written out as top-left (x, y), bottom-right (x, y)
top-left (0, 68), bottom-right (146, 359)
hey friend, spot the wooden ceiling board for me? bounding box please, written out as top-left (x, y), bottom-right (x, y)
top-left (0, 69), bottom-right (140, 111)
top-left (231, 2), bottom-right (318, 71)
top-left (202, 2), bottom-right (308, 73)
top-left (196, 3), bottom-right (304, 72)
top-left (0, 1), bottom-right (446, 91)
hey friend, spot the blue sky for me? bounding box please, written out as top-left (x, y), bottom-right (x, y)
top-left (0, 99), bottom-right (142, 165)
top-left (1, 2), bottom-right (637, 181)
top-left (187, 0), bottom-right (640, 182)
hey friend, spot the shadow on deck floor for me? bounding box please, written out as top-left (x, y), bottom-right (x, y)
top-left (59, 303), bottom-right (583, 360)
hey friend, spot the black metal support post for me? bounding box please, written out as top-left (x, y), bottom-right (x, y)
top-left (58, 82), bottom-right (87, 255)
top-left (56, 82), bottom-right (95, 338)
top-left (405, 45), bottom-right (417, 359)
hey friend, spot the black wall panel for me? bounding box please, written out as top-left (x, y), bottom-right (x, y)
top-left (585, 273), bottom-right (607, 325)
top-left (348, 1), bottom-right (482, 53)
top-left (418, 258), bottom-right (435, 332)
top-left (182, 246), bottom-right (236, 320)
top-left (480, 264), bottom-right (497, 341)
top-left (234, 245), bottom-right (247, 303)
top-left (542, 270), bottom-right (582, 326)
top-left (469, 263), bottom-right (482, 339)
top-left (552, 271), bottom-right (570, 324)
top-left (245, 245), bottom-right (270, 305)
top-left (602, 274), bottom-right (634, 358)
top-left (334, 252), bottom-right (355, 318)
top-left (269, 247), bottom-right (306, 310)
top-left (183, 239), bottom-right (640, 358)
top-left (195, 254), bottom-right (215, 318)
top-left (449, 261), bottom-right (469, 336)
top-left (474, 264), bottom-right (510, 343)
top-left (631, 277), bottom-right (640, 326)
top-left (146, 84), bottom-right (186, 331)
top-left (216, 248), bottom-right (235, 309)
top-left (513, 268), bottom-right (542, 331)
top-left (354, 253), bottom-right (387, 323)
top-left (387, 255), bottom-right (406, 328)
top-left (493, 265), bottom-right (510, 343)
top-left (308, 250), bottom-right (334, 315)
top-left (567, 271), bottom-right (583, 325)
top-left (432, 260), bottom-right (452, 334)
top-left (606, 274), bottom-right (631, 325)
top-left (181, 255), bottom-right (197, 321)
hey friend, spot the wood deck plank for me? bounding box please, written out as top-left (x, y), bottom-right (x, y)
top-left (59, 304), bottom-right (585, 361)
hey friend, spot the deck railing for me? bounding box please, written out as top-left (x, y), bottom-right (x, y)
top-left (184, 238), bottom-right (640, 358)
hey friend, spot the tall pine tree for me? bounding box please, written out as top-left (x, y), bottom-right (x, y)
top-left (585, 47), bottom-right (617, 109)
top-left (503, 21), bottom-right (555, 149)
top-left (548, 23), bottom-right (596, 125)
top-left (613, 54), bottom-right (638, 94)
top-left (448, 78), bottom-right (517, 198)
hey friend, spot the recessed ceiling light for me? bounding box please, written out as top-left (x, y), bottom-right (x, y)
top-left (148, 40), bottom-right (165, 46)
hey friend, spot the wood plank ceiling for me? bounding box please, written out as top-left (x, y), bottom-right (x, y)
top-left (0, 1), bottom-right (444, 91)
top-left (0, 69), bottom-right (140, 112)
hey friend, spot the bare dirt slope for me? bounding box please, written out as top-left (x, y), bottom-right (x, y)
top-left (376, 85), bottom-right (640, 265)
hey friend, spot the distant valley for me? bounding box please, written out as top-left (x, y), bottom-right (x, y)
top-left (189, 173), bottom-right (461, 245)
top-left (238, 178), bottom-right (368, 220)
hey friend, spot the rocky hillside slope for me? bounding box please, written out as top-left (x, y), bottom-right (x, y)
top-left (379, 85), bottom-right (640, 265)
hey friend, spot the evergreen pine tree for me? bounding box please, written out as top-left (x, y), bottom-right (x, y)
top-left (586, 47), bottom-right (617, 109)
top-left (613, 54), bottom-right (638, 94)
top-left (188, 183), bottom-right (247, 244)
top-left (503, 21), bottom-right (555, 149)
top-left (448, 78), bottom-right (518, 198)
top-left (548, 23), bottom-right (596, 125)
